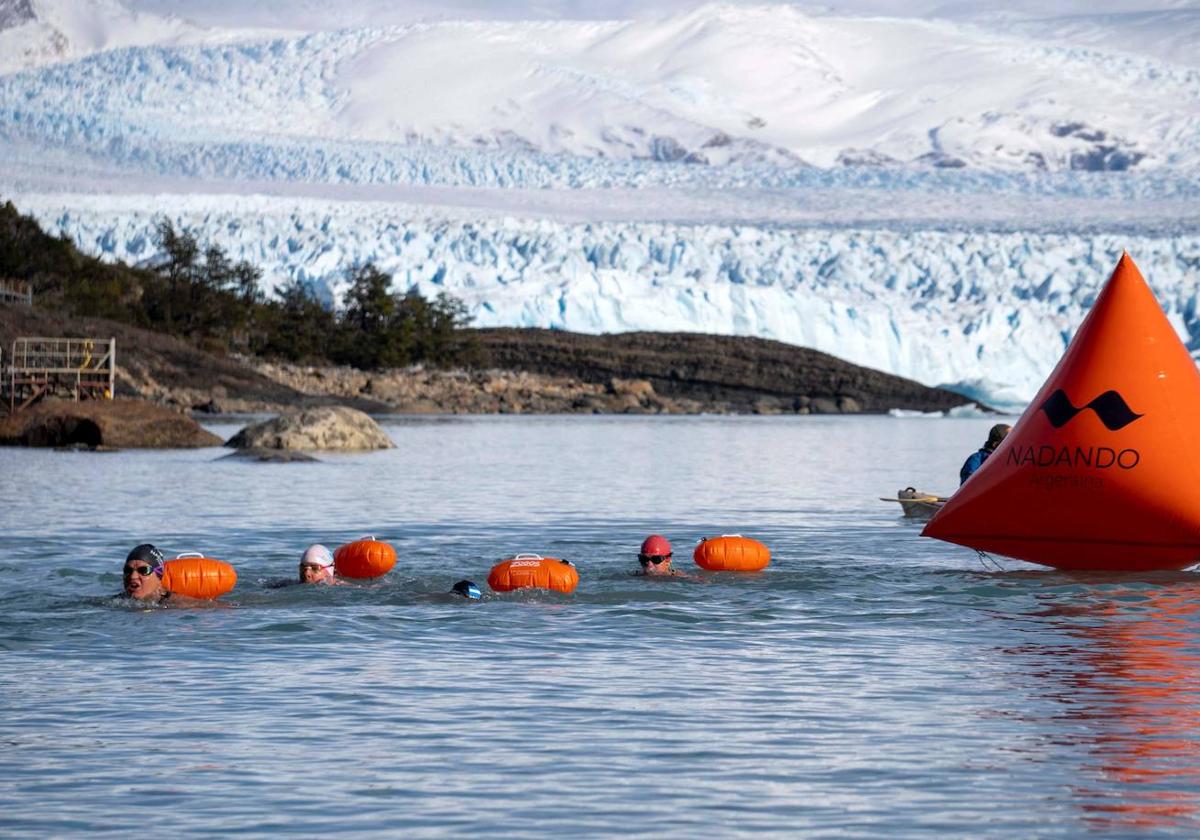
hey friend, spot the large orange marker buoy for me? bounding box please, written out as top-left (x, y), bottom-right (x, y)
top-left (161, 553), bottom-right (237, 599)
top-left (923, 253), bottom-right (1200, 572)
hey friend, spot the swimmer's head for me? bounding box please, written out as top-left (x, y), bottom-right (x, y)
top-left (451, 580), bottom-right (482, 600)
top-left (638, 534), bottom-right (673, 576)
top-left (299, 544), bottom-right (335, 584)
top-left (123, 544), bottom-right (165, 599)
top-left (125, 544), bottom-right (164, 575)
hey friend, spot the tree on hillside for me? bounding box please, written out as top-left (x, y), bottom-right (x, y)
top-left (335, 263), bottom-right (402, 369)
top-left (0, 201), bottom-right (474, 369)
top-left (394, 287), bottom-right (473, 365)
top-left (330, 263), bottom-right (473, 370)
top-left (0, 201), bottom-right (146, 321)
top-left (144, 220), bottom-right (267, 349)
top-left (258, 279), bottom-right (336, 362)
top-left (149, 220), bottom-right (200, 331)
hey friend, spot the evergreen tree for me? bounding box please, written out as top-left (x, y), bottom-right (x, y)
top-left (334, 263), bottom-right (401, 369)
top-left (259, 279), bottom-right (336, 362)
top-left (1, 203), bottom-right (473, 369)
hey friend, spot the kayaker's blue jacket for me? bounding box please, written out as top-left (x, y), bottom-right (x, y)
top-left (959, 449), bottom-right (989, 485)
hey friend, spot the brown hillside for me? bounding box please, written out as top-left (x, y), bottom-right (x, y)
top-left (462, 329), bottom-right (975, 413)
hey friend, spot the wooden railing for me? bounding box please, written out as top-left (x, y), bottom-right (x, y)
top-left (0, 280), bottom-right (33, 306)
top-left (4, 337), bottom-right (116, 411)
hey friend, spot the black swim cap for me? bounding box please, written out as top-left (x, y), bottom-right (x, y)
top-left (126, 544), bottom-right (165, 575)
top-left (451, 580), bottom-right (482, 600)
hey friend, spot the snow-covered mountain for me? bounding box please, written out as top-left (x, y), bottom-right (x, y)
top-left (5, 1), bottom-right (1200, 172)
top-left (0, 0), bottom-right (210, 74)
top-left (2, 1), bottom-right (1199, 408)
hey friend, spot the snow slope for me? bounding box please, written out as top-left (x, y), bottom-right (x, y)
top-left (2, 1), bottom-right (1200, 408)
top-left (3, 3), bottom-right (1199, 172)
top-left (0, 0), bottom-right (212, 74)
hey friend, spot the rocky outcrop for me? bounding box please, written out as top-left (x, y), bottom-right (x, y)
top-left (225, 406), bottom-right (394, 451)
top-left (457, 329), bottom-right (977, 414)
top-left (254, 362), bottom-right (715, 414)
top-left (0, 398), bottom-right (221, 448)
top-left (2, 304), bottom-right (978, 416)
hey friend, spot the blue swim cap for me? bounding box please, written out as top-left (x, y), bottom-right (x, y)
top-left (451, 580), bottom-right (482, 600)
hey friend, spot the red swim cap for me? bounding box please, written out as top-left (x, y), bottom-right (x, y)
top-left (639, 535), bottom-right (672, 557)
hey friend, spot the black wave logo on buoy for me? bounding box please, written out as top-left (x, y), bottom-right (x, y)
top-left (1040, 389), bottom-right (1143, 431)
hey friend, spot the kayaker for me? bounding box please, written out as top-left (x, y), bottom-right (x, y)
top-left (960, 423), bottom-right (1012, 484)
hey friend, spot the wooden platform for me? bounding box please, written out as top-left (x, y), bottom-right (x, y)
top-left (3, 337), bottom-right (115, 411)
top-left (0, 281), bottom-right (32, 307)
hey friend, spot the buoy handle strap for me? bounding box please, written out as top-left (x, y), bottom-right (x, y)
top-left (719, 534), bottom-right (744, 538)
top-left (174, 552), bottom-right (205, 559)
top-left (358, 535), bottom-right (377, 541)
top-left (513, 553), bottom-right (544, 560)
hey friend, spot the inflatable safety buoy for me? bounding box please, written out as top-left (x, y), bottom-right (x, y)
top-left (924, 253), bottom-right (1200, 572)
top-left (693, 535), bottom-right (770, 571)
top-left (161, 553), bottom-right (237, 599)
top-left (334, 537), bottom-right (397, 579)
top-left (488, 554), bottom-right (578, 593)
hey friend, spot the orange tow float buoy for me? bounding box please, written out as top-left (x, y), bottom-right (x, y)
top-left (924, 253), bottom-right (1200, 572)
top-left (693, 535), bottom-right (771, 571)
top-left (334, 536), bottom-right (397, 579)
top-left (488, 554), bottom-right (578, 593)
top-left (161, 552), bottom-right (237, 599)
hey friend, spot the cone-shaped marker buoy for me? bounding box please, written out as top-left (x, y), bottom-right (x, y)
top-left (923, 253), bottom-right (1200, 572)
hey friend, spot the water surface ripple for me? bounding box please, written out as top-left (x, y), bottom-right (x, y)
top-left (2, 416), bottom-right (1199, 837)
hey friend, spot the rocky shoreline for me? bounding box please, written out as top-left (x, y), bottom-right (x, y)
top-left (250, 361), bottom-right (713, 415)
top-left (2, 307), bottom-right (979, 418)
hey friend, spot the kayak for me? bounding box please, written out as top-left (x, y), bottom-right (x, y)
top-left (880, 487), bottom-right (948, 519)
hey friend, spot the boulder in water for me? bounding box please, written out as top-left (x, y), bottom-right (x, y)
top-left (219, 447), bottom-right (319, 463)
top-left (225, 406), bottom-right (394, 451)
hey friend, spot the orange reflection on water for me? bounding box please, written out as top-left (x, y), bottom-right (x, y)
top-left (1018, 581), bottom-right (1200, 830)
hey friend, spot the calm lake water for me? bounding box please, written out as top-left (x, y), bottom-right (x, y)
top-left (2, 414), bottom-right (1199, 837)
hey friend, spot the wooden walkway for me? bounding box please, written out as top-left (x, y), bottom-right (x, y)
top-left (0, 280), bottom-right (33, 307)
top-left (3, 337), bottom-right (116, 411)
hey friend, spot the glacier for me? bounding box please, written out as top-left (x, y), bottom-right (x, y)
top-left (14, 191), bottom-right (1200, 409)
top-left (2, 1), bottom-right (1200, 410)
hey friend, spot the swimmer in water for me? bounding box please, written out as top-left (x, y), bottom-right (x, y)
top-left (298, 544), bottom-right (344, 585)
top-left (450, 579), bottom-right (482, 599)
top-left (120, 543), bottom-right (204, 606)
top-left (635, 534), bottom-right (691, 578)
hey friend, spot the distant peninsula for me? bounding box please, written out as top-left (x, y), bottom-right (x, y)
top-left (0, 306), bottom-right (975, 416)
top-left (0, 198), bottom-right (975, 416)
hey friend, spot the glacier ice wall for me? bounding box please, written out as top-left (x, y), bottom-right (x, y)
top-left (19, 193), bottom-right (1200, 407)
